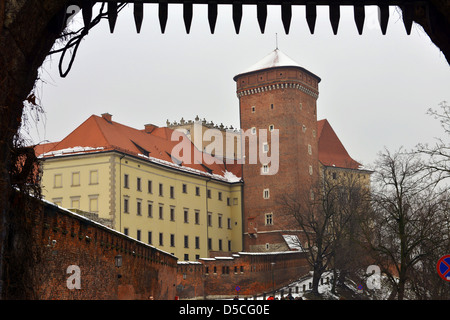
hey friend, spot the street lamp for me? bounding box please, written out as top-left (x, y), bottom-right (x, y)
top-left (271, 262), bottom-right (276, 296)
top-left (115, 255), bottom-right (122, 279)
top-left (115, 254), bottom-right (123, 268)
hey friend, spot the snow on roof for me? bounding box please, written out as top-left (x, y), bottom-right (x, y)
top-left (282, 235), bottom-right (304, 252)
top-left (233, 48), bottom-right (321, 82)
top-left (238, 49), bottom-right (302, 75)
top-left (38, 146), bottom-right (104, 157)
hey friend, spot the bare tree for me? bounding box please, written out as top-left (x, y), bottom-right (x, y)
top-left (279, 169), bottom-right (371, 296)
top-left (416, 101), bottom-right (450, 186)
top-left (363, 148), bottom-right (449, 300)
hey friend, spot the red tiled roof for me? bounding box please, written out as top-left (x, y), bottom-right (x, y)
top-left (34, 141), bottom-right (59, 156)
top-left (317, 119), bottom-right (361, 170)
top-left (36, 114), bottom-right (242, 182)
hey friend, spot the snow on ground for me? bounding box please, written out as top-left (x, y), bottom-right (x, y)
top-left (229, 271), bottom-right (338, 300)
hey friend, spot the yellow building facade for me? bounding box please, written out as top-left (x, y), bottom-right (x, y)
top-left (38, 114), bottom-right (243, 260)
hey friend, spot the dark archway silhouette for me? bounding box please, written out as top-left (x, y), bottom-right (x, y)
top-left (0, 0), bottom-right (448, 298)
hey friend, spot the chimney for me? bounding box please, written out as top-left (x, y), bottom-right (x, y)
top-left (101, 113), bottom-right (112, 123)
top-left (144, 123), bottom-right (158, 133)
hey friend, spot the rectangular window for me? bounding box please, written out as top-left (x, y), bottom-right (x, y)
top-left (262, 164), bottom-right (269, 174)
top-left (195, 210), bottom-right (200, 225)
top-left (218, 239), bottom-right (223, 251)
top-left (124, 228), bottom-right (129, 236)
top-left (136, 199), bottom-right (142, 216)
top-left (89, 195), bottom-right (98, 213)
top-left (52, 198), bottom-right (62, 206)
top-left (148, 202), bottom-right (153, 217)
top-left (137, 177), bottom-right (141, 191)
top-left (207, 189), bottom-right (211, 199)
top-left (137, 229), bottom-right (141, 241)
top-left (182, 184), bottom-right (187, 193)
top-left (72, 172), bottom-right (80, 186)
top-left (170, 206), bottom-right (175, 221)
top-left (170, 234), bottom-right (175, 247)
top-left (263, 142), bottom-right (269, 153)
top-left (263, 188), bottom-right (270, 199)
top-left (218, 192), bottom-right (222, 201)
top-left (159, 205), bottom-right (163, 220)
top-left (195, 187), bottom-right (200, 196)
top-left (89, 170), bottom-right (98, 185)
top-left (170, 186), bottom-right (174, 198)
top-left (195, 236), bottom-right (200, 249)
top-left (184, 235), bottom-right (189, 248)
top-left (207, 212), bottom-right (212, 227)
top-left (70, 197), bottom-right (80, 209)
top-left (124, 174), bottom-right (129, 188)
top-left (159, 233), bottom-right (163, 246)
top-left (208, 238), bottom-right (212, 250)
top-left (184, 254), bottom-right (189, 261)
top-left (124, 197), bottom-right (129, 213)
top-left (218, 214), bottom-right (223, 228)
top-left (227, 218), bottom-right (231, 229)
top-left (265, 213), bottom-right (273, 226)
top-left (159, 183), bottom-right (163, 196)
top-left (184, 209), bottom-right (189, 223)
top-left (148, 231), bottom-right (152, 244)
top-left (228, 240), bottom-right (232, 251)
top-left (54, 174), bottom-right (62, 188)
top-left (148, 180), bottom-right (153, 193)
top-left (227, 197), bottom-right (231, 206)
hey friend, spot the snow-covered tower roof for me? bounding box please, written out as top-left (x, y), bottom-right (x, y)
top-left (233, 48), bottom-right (321, 82)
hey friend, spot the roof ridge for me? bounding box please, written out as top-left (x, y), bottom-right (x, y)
top-left (92, 115), bottom-right (113, 148)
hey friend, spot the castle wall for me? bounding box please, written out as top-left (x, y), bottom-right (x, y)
top-left (32, 199), bottom-right (178, 300)
top-left (176, 251), bottom-right (309, 299)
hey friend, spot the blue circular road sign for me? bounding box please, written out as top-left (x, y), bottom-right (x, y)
top-left (437, 254), bottom-right (450, 282)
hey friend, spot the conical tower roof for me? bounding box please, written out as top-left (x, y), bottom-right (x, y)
top-left (233, 48), bottom-right (320, 82)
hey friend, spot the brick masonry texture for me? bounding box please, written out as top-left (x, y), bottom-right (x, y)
top-left (32, 200), bottom-right (178, 300)
top-left (11, 195), bottom-right (309, 300)
top-left (236, 67), bottom-right (320, 251)
top-left (176, 251), bottom-right (309, 299)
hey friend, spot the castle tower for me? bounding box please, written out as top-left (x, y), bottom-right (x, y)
top-left (234, 49), bottom-right (321, 252)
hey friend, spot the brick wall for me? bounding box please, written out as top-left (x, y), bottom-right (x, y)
top-left (235, 66), bottom-right (320, 252)
top-left (176, 251), bottom-right (309, 299)
top-left (32, 199), bottom-right (177, 300)
top-left (4, 193), bottom-right (309, 300)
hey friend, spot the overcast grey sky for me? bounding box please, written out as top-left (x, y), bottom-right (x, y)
top-left (25, 4), bottom-right (449, 169)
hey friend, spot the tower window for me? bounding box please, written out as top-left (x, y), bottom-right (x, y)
top-left (271, 104), bottom-right (274, 109)
top-left (269, 124), bottom-right (274, 132)
top-left (265, 213), bottom-right (273, 225)
top-left (309, 165), bottom-right (313, 175)
top-left (263, 189), bottom-right (270, 199)
top-left (251, 106), bottom-right (255, 113)
top-left (251, 127), bottom-right (256, 135)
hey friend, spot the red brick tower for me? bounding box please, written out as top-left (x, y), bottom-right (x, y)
top-left (234, 49), bottom-right (321, 252)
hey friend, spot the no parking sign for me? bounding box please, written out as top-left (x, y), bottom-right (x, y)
top-left (437, 254), bottom-right (450, 282)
